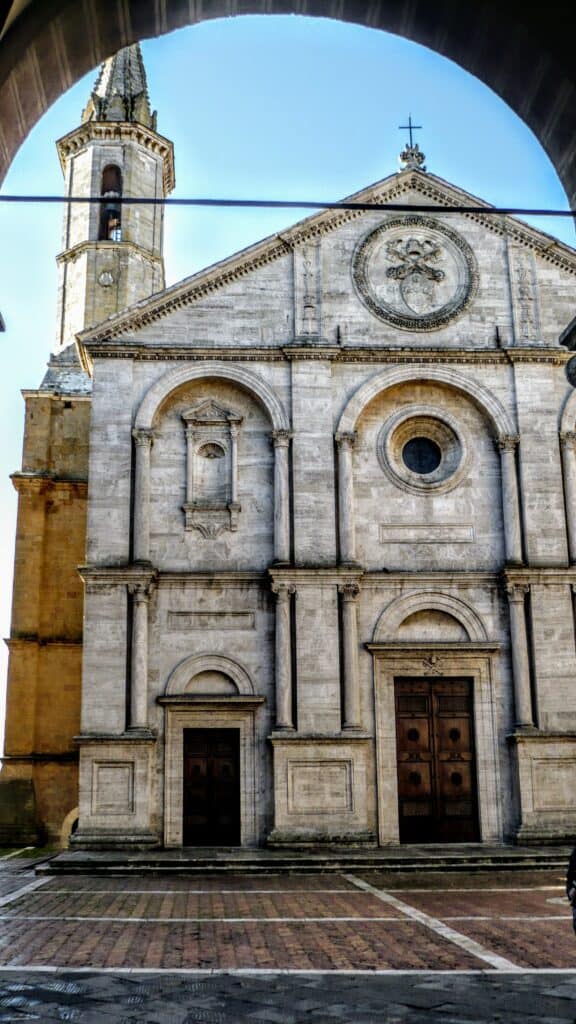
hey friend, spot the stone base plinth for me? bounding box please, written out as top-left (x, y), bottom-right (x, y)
top-left (76, 734), bottom-right (157, 846)
top-left (508, 730), bottom-right (576, 843)
top-left (269, 733), bottom-right (374, 845)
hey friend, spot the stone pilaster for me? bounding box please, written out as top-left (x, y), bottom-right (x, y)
top-left (132, 428), bottom-right (154, 562)
top-left (339, 582), bottom-right (361, 730)
top-left (272, 583), bottom-right (295, 730)
top-left (561, 432), bottom-right (576, 564)
top-left (336, 431), bottom-right (357, 565)
top-left (272, 430), bottom-right (291, 564)
top-left (498, 436), bottom-right (523, 565)
top-left (128, 580), bottom-right (154, 730)
top-left (506, 583), bottom-right (534, 728)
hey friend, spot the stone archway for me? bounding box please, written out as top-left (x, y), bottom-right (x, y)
top-left (0, 2), bottom-right (575, 210)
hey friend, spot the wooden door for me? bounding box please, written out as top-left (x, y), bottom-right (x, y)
top-left (395, 678), bottom-right (479, 843)
top-left (183, 729), bottom-right (240, 846)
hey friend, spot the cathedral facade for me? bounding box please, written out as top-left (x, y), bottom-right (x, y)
top-left (4, 45), bottom-right (576, 849)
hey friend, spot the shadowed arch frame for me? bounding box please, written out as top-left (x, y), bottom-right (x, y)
top-left (165, 652), bottom-right (255, 696)
top-left (373, 591), bottom-right (489, 643)
top-left (134, 361), bottom-right (289, 432)
top-left (336, 365), bottom-right (516, 440)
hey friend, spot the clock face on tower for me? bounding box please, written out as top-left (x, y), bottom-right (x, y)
top-left (352, 215), bottom-right (478, 330)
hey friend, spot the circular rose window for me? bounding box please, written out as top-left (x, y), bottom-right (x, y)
top-left (378, 407), bottom-right (468, 494)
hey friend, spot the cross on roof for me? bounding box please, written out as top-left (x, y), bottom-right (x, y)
top-left (399, 114), bottom-right (423, 148)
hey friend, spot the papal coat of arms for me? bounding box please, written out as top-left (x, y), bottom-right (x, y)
top-left (353, 216), bottom-right (477, 330)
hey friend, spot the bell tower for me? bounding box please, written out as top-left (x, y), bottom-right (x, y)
top-left (54, 43), bottom-right (175, 351)
top-left (0, 44), bottom-right (175, 848)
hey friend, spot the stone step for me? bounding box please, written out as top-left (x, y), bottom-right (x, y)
top-left (38, 845), bottom-right (571, 876)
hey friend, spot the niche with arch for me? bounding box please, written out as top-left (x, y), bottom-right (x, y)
top-left (181, 399), bottom-right (243, 538)
top-left (148, 377), bottom-right (275, 569)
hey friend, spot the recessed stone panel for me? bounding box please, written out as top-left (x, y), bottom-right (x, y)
top-left (91, 762), bottom-right (134, 815)
top-left (287, 760), bottom-right (353, 814)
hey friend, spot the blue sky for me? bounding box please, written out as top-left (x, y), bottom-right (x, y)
top-left (0, 15), bottom-right (573, 744)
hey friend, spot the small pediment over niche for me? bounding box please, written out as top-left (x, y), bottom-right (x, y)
top-left (182, 400), bottom-right (242, 427)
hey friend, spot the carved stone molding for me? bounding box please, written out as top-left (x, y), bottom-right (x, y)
top-left (352, 215), bottom-right (478, 331)
top-left (127, 580), bottom-right (155, 602)
top-left (561, 431), bottom-right (576, 449)
top-left (335, 431), bottom-right (356, 450)
top-left (506, 583), bottom-right (530, 602)
top-left (182, 503), bottom-right (240, 538)
top-left (181, 400), bottom-right (243, 538)
top-left (497, 435), bottom-right (520, 453)
top-left (271, 429), bottom-right (292, 448)
top-left (339, 583), bottom-right (360, 601)
top-left (271, 583), bottom-right (296, 601)
top-left (132, 428), bottom-right (154, 448)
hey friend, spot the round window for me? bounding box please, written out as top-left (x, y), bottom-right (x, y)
top-left (378, 407), bottom-right (467, 495)
top-left (402, 437), bottom-right (442, 475)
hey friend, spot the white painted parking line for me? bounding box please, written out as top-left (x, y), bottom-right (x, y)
top-left (0, 848), bottom-right (33, 861)
top-left (0, 965), bottom-right (573, 976)
top-left (401, 886), bottom-right (564, 893)
top-left (345, 875), bottom-right (521, 972)
top-left (0, 921), bottom-right (403, 929)
top-left (0, 877), bottom-right (51, 909)
top-left (38, 888), bottom-right (354, 895)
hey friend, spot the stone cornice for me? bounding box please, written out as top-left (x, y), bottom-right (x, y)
top-left (78, 565), bottom-right (158, 587)
top-left (269, 733), bottom-right (372, 743)
top-left (79, 342), bottom-right (571, 368)
top-left (158, 571), bottom-right (267, 587)
top-left (503, 567), bottom-right (576, 585)
top-left (21, 389), bottom-right (92, 402)
top-left (75, 731), bottom-right (157, 745)
top-left (157, 696), bottom-right (265, 709)
top-left (76, 168), bottom-right (576, 346)
top-left (507, 730), bottom-right (576, 743)
top-left (367, 641), bottom-right (501, 652)
top-left (269, 567), bottom-right (364, 587)
top-left (362, 571), bottom-right (500, 587)
top-left (0, 752), bottom-right (79, 763)
top-left (11, 472), bottom-right (88, 495)
top-left (79, 566), bottom-right (268, 587)
top-left (56, 121), bottom-right (175, 194)
top-left (4, 636), bottom-right (82, 649)
top-left (57, 239), bottom-right (164, 268)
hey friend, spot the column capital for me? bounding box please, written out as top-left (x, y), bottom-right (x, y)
top-left (132, 427), bottom-right (154, 448)
top-left (506, 582), bottom-right (530, 601)
top-left (335, 431), bottom-right (356, 450)
top-left (127, 580), bottom-right (155, 602)
top-left (339, 582), bottom-right (360, 601)
top-left (271, 429), bottom-right (292, 447)
top-left (271, 582), bottom-right (296, 600)
top-left (561, 431), bottom-right (576, 449)
top-left (497, 434), bottom-right (520, 453)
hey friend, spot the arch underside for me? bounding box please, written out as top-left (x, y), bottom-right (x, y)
top-left (337, 364), bottom-right (516, 440)
top-left (0, 1), bottom-right (575, 209)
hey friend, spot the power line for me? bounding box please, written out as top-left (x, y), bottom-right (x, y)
top-left (0, 194), bottom-right (575, 217)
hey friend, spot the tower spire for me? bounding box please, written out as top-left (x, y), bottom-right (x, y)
top-left (82, 43), bottom-right (156, 130)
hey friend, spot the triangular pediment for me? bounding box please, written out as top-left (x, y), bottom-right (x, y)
top-left (182, 400), bottom-right (241, 425)
top-left (77, 167), bottom-right (576, 347)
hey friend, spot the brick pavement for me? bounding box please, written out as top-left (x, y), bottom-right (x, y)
top-left (0, 866), bottom-right (574, 1019)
